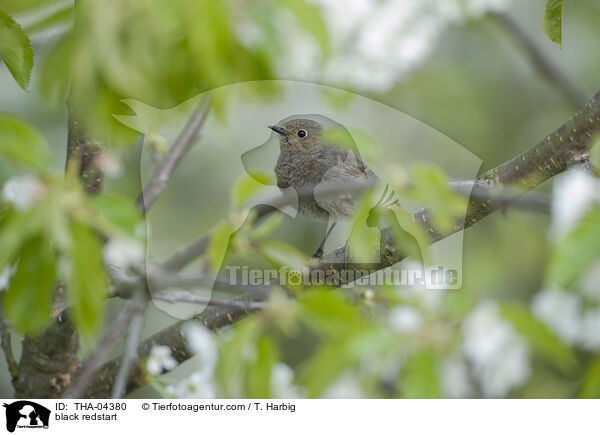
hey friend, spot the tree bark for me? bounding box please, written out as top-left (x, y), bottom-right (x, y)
top-left (84, 89), bottom-right (600, 397)
top-left (13, 109), bottom-right (105, 398)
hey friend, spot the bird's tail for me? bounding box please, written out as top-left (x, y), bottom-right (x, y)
top-left (374, 183), bottom-right (400, 209)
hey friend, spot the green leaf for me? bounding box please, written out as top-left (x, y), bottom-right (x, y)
top-left (25, 5), bottom-right (74, 35)
top-left (579, 356), bottom-right (600, 398)
top-left (299, 290), bottom-right (363, 339)
top-left (388, 205), bottom-right (431, 265)
top-left (347, 191), bottom-right (381, 264)
top-left (68, 219), bottom-right (108, 340)
top-left (207, 221), bottom-right (234, 273)
top-left (0, 114), bottom-right (50, 170)
top-left (231, 173), bottom-right (271, 208)
top-left (277, 0), bottom-right (329, 57)
top-left (546, 208), bottom-right (600, 288)
top-left (245, 336), bottom-right (278, 398)
top-left (0, 11), bottom-right (34, 90)
top-left (39, 33), bottom-right (72, 103)
top-left (299, 341), bottom-right (357, 397)
top-left (216, 317), bottom-right (262, 397)
top-left (3, 235), bottom-right (55, 333)
top-left (543, 0), bottom-right (564, 47)
top-left (1, 0), bottom-right (65, 14)
top-left (404, 163), bottom-right (467, 234)
top-left (500, 302), bottom-right (576, 373)
top-left (261, 240), bottom-right (308, 270)
top-left (400, 349), bottom-right (440, 398)
top-left (0, 208), bottom-right (44, 270)
top-left (89, 192), bottom-right (141, 237)
top-left (248, 213), bottom-right (283, 240)
top-left (299, 327), bottom-right (391, 397)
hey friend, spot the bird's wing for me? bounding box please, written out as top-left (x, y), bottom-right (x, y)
top-left (314, 160), bottom-right (378, 219)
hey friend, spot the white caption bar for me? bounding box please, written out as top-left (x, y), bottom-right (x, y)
top-left (0, 399), bottom-right (597, 434)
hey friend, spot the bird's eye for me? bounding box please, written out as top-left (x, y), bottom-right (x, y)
top-left (297, 130), bottom-right (307, 138)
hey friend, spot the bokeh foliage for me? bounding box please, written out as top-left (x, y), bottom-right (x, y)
top-left (1, 0), bottom-right (600, 399)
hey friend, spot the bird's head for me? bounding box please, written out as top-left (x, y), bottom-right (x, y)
top-left (268, 118), bottom-right (323, 152)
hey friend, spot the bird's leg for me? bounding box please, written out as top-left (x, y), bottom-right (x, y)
top-left (312, 222), bottom-right (337, 259)
top-left (343, 240), bottom-right (350, 270)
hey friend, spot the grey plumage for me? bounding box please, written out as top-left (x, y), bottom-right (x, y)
top-left (272, 118), bottom-right (377, 221)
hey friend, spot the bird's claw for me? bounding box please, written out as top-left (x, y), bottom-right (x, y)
top-left (343, 243), bottom-right (350, 270)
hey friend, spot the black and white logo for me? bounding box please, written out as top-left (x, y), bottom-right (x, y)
top-left (3, 401), bottom-right (50, 433)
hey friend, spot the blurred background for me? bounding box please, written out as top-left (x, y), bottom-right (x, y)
top-left (1, 0), bottom-right (600, 398)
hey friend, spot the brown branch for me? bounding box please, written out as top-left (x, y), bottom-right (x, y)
top-left (12, 106), bottom-right (107, 397)
top-left (63, 293), bottom-right (146, 398)
top-left (111, 295), bottom-right (146, 399)
top-left (7, 6), bottom-right (210, 402)
top-left (84, 89), bottom-right (600, 398)
top-left (162, 179), bottom-right (549, 273)
top-left (12, 309), bottom-right (80, 398)
top-left (0, 306), bottom-right (18, 380)
top-left (135, 97), bottom-right (211, 214)
top-left (492, 12), bottom-right (587, 109)
top-left (322, 90), bottom-right (600, 277)
top-left (151, 290), bottom-right (269, 310)
top-left (66, 105), bottom-right (105, 194)
top-left (82, 300), bottom-right (257, 398)
top-left (161, 204), bottom-right (274, 272)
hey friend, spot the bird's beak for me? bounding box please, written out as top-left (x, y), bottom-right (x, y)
top-left (268, 125), bottom-right (286, 136)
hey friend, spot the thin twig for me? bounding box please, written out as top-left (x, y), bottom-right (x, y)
top-left (492, 12), bottom-right (587, 108)
top-left (136, 97), bottom-right (211, 214)
top-left (0, 306), bottom-right (18, 379)
top-left (111, 293), bottom-right (146, 398)
top-left (86, 89), bottom-right (600, 398)
top-left (152, 290), bottom-right (269, 310)
top-left (63, 295), bottom-right (146, 398)
top-left (127, 262), bottom-right (270, 297)
top-left (161, 205), bottom-right (285, 272)
top-left (161, 181), bottom-right (378, 272)
top-left (161, 178), bottom-right (543, 273)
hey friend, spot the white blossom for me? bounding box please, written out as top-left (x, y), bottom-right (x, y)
top-left (93, 153), bottom-right (123, 178)
top-left (146, 345), bottom-right (178, 375)
top-left (478, 338), bottom-right (529, 398)
top-left (580, 309), bottom-right (600, 351)
top-left (441, 355), bottom-right (473, 398)
top-left (166, 372), bottom-right (216, 399)
top-left (462, 301), bottom-right (530, 398)
top-left (102, 237), bottom-right (145, 269)
top-left (182, 322), bottom-right (217, 377)
top-left (394, 261), bottom-right (444, 310)
top-left (388, 306), bottom-right (423, 334)
top-left (2, 175), bottom-right (45, 211)
top-left (163, 323), bottom-right (219, 398)
top-left (271, 363), bottom-right (303, 398)
top-left (531, 287), bottom-right (582, 345)
top-left (550, 169), bottom-right (600, 240)
top-left (241, 0), bottom-right (512, 92)
top-left (579, 260), bottom-right (600, 303)
top-left (322, 372), bottom-right (364, 398)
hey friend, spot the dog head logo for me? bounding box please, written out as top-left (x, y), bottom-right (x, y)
top-left (3, 401), bottom-right (50, 433)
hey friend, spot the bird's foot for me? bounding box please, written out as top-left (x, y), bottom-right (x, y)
top-left (343, 243), bottom-right (350, 270)
top-left (311, 248), bottom-right (324, 260)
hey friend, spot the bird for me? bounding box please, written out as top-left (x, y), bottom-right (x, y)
top-left (269, 117), bottom-right (394, 259)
